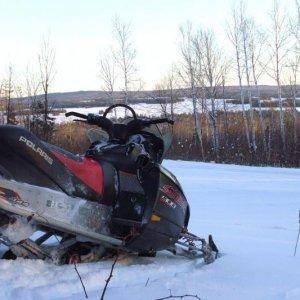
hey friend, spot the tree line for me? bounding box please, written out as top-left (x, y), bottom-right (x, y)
top-left (162, 0), bottom-right (299, 166)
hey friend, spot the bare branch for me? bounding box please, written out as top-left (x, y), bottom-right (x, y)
top-left (74, 263), bottom-right (88, 299)
top-left (100, 254), bottom-right (119, 300)
top-left (155, 289), bottom-right (201, 300)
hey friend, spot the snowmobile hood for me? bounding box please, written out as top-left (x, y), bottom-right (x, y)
top-left (159, 165), bottom-right (183, 191)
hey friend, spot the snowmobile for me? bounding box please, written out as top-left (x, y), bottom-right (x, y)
top-left (0, 104), bottom-right (218, 264)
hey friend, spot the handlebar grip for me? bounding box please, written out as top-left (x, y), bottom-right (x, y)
top-left (65, 112), bottom-right (88, 119)
top-left (146, 118), bottom-right (175, 126)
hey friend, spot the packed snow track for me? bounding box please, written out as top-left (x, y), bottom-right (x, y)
top-left (0, 160), bottom-right (299, 300)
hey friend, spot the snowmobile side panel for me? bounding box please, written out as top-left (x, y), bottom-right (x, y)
top-left (0, 178), bottom-right (121, 246)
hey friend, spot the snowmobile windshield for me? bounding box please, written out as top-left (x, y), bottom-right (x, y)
top-left (87, 128), bottom-right (109, 143)
top-left (143, 123), bottom-right (173, 157)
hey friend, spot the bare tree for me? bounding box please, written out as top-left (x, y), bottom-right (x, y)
top-left (38, 34), bottom-right (56, 139)
top-left (178, 22), bottom-right (204, 160)
top-left (113, 16), bottom-right (137, 109)
top-left (99, 51), bottom-right (117, 117)
top-left (3, 65), bottom-right (15, 124)
top-left (228, 4), bottom-right (251, 152)
top-left (221, 64), bottom-right (230, 150)
top-left (24, 66), bottom-right (42, 131)
top-left (153, 82), bottom-right (168, 117)
top-left (155, 64), bottom-right (179, 119)
top-left (248, 19), bottom-right (269, 157)
top-left (287, 59), bottom-right (299, 152)
top-left (0, 80), bottom-right (5, 124)
top-left (192, 32), bottom-right (211, 145)
top-left (240, 6), bottom-right (257, 157)
top-left (14, 85), bottom-right (26, 125)
top-left (289, 0), bottom-right (300, 154)
top-left (267, 0), bottom-right (291, 157)
top-left (193, 29), bottom-right (224, 160)
top-left (165, 64), bottom-right (178, 120)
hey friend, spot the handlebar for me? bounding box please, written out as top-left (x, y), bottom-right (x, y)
top-left (65, 112), bottom-right (88, 119)
top-left (142, 118), bottom-right (174, 126)
top-left (65, 105), bottom-right (174, 141)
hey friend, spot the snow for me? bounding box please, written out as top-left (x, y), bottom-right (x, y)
top-left (0, 160), bottom-right (300, 299)
top-left (52, 99), bottom-right (248, 124)
top-left (53, 99), bottom-right (300, 124)
top-left (0, 216), bottom-right (35, 244)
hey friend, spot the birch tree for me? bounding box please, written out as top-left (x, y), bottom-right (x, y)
top-left (193, 29), bottom-right (224, 160)
top-left (228, 5), bottom-right (251, 152)
top-left (267, 0), bottom-right (291, 157)
top-left (165, 65), bottom-right (178, 120)
top-left (248, 19), bottom-right (269, 157)
top-left (113, 17), bottom-right (137, 109)
top-left (221, 64), bottom-right (230, 150)
top-left (287, 59), bottom-right (299, 152)
top-left (289, 0), bottom-right (300, 154)
top-left (0, 81), bottom-right (4, 124)
top-left (155, 65), bottom-right (178, 119)
top-left (178, 22), bottom-right (204, 160)
top-left (240, 9), bottom-right (257, 156)
top-left (3, 66), bottom-right (15, 124)
top-left (38, 35), bottom-right (56, 139)
top-left (99, 51), bottom-right (117, 117)
top-left (25, 67), bottom-right (42, 131)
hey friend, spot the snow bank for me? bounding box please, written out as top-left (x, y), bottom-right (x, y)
top-left (0, 161), bottom-right (299, 299)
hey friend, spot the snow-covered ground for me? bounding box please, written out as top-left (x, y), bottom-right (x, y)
top-left (0, 160), bottom-right (300, 300)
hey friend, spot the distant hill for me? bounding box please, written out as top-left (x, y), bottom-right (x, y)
top-left (13, 85), bottom-right (300, 109)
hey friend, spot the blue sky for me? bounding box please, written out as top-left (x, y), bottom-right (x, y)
top-left (0, 0), bottom-right (296, 92)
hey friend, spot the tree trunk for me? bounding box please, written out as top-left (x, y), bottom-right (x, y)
top-left (192, 94), bottom-right (204, 161)
top-left (235, 42), bottom-right (251, 152)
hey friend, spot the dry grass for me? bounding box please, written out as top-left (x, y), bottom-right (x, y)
top-left (51, 110), bottom-right (299, 167)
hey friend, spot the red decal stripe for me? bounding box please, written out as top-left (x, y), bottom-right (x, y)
top-left (52, 151), bottom-right (104, 195)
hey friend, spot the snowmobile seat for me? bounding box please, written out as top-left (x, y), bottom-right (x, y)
top-left (43, 142), bottom-right (81, 162)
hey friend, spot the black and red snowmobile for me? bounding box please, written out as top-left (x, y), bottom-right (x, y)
top-left (0, 104), bottom-right (218, 264)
